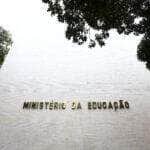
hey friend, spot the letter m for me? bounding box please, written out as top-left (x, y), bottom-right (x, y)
top-left (23, 102), bottom-right (30, 109)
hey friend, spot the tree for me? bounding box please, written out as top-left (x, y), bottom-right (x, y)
top-left (42, 0), bottom-right (150, 70)
top-left (0, 26), bottom-right (13, 67)
top-left (137, 37), bottom-right (150, 70)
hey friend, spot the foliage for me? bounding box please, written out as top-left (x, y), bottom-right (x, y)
top-left (42, 0), bottom-right (150, 70)
top-left (0, 26), bottom-right (13, 67)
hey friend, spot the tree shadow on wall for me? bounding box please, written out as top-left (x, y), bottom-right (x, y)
top-left (42, 0), bottom-right (150, 70)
